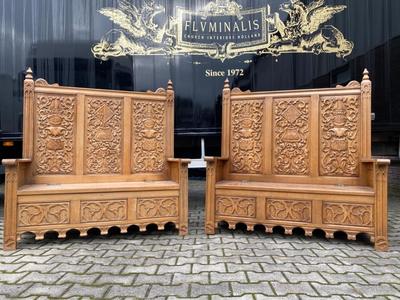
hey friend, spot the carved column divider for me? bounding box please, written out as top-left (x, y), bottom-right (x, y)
top-left (310, 94), bottom-right (320, 177)
top-left (123, 96), bottom-right (132, 175)
top-left (23, 68), bottom-right (35, 159)
top-left (76, 93), bottom-right (85, 176)
top-left (3, 162), bottom-right (18, 250)
top-left (374, 159), bottom-right (390, 251)
top-left (264, 97), bottom-right (273, 175)
top-left (166, 80), bottom-right (175, 160)
top-left (361, 69), bottom-right (372, 158)
top-left (221, 79), bottom-right (231, 159)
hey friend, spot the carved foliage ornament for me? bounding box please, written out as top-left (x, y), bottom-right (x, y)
top-left (81, 200), bottom-right (127, 223)
top-left (132, 101), bottom-right (166, 173)
top-left (216, 196), bottom-right (256, 218)
top-left (273, 98), bottom-right (310, 175)
top-left (231, 100), bottom-right (264, 174)
top-left (137, 197), bottom-right (178, 219)
top-left (35, 94), bottom-right (76, 175)
top-left (320, 96), bottom-right (360, 177)
top-left (266, 199), bottom-right (311, 223)
top-left (323, 203), bottom-right (373, 226)
top-left (86, 97), bottom-right (123, 174)
top-left (18, 203), bottom-right (70, 226)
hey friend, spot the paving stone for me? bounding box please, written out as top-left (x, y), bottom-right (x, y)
top-left (0, 283), bottom-right (32, 298)
top-left (311, 283), bottom-right (363, 297)
top-left (96, 273), bottom-right (135, 286)
top-left (122, 265), bottom-right (158, 275)
top-left (164, 250), bottom-right (193, 258)
top-left (176, 256), bottom-right (207, 265)
top-left (58, 273), bottom-right (100, 285)
top-left (256, 295), bottom-right (299, 300)
top-left (48, 263), bottom-right (92, 274)
top-left (18, 271), bottom-right (65, 284)
top-left (261, 263), bottom-right (297, 273)
top-left (0, 262), bottom-right (26, 272)
top-left (105, 284), bottom-right (149, 299)
top-left (247, 271), bottom-right (287, 283)
top-left (148, 283), bottom-right (189, 298)
top-left (213, 295), bottom-right (254, 300)
top-left (15, 255), bottom-right (53, 264)
top-left (227, 262), bottom-right (263, 273)
top-left (193, 263), bottom-right (226, 273)
top-left (20, 283), bottom-right (71, 298)
top-left (172, 272), bottom-right (209, 285)
top-left (326, 264), bottom-right (371, 274)
top-left (46, 255), bottom-right (83, 264)
top-left (364, 264), bottom-right (400, 274)
top-left (191, 283), bottom-right (231, 298)
top-left (231, 282), bottom-right (274, 296)
top-left (16, 263), bottom-right (59, 273)
top-left (158, 264), bottom-right (191, 274)
top-left (284, 272), bottom-right (327, 284)
top-left (320, 272), bottom-right (367, 285)
top-left (112, 257), bottom-right (146, 266)
top-left (86, 264), bottom-right (124, 275)
top-left (135, 274), bottom-right (173, 285)
top-left (145, 257), bottom-right (177, 266)
top-left (79, 256), bottom-right (116, 265)
top-left (0, 272), bottom-right (29, 284)
top-left (242, 255), bottom-right (275, 264)
top-left (62, 283), bottom-right (109, 298)
top-left (360, 273), bottom-right (400, 284)
top-left (210, 271), bottom-right (248, 284)
top-left (271, 282), bottom-right (318, 296)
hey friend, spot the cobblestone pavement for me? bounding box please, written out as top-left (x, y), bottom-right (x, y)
top-left (0, 180), bottom-right (400, 299)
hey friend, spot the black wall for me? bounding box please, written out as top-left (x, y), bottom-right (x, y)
top-left (1, 0), bottom-right (400, 159)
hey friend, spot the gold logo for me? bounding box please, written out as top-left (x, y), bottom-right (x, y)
top-left (92, 0), bottom-right (354, 61)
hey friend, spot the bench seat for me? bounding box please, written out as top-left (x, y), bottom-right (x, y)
top-left (216, 180), bottom-right (375, 197)
top-left (18, 180), bottom-right (180, 196)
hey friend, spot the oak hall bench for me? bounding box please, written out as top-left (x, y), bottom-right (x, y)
top-left (205, 70), bottom-right (390, 251)
top-left (2, 68), bottom-right (190, 250)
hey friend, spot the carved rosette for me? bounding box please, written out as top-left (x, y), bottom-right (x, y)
top-left (266, 199), bottom-right (311, 222)
top-left (35, 94), bottom-right (76, 174)
top-left (320, 96), bottom-right (360, 176)
top-left (216, 196), bottom-right (256, 218)
top-left (86, 98), bottom-right (123, 174)
top-left (323, 203), bottom-right (373, 226)
top-left (132, 101), bottom-right (166, 173)
top-left (137, 197), bottom-right (178, 219)
top-left (231, 100), bottom-right (264, 174)
top-left (18, 203), bottom-right (70, 226)
top-left (81, 200), bottom-right (127, 223)
top-left (273, 98), bottom-right (310, 175)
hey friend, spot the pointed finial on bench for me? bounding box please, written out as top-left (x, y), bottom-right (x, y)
top-left (167, 80), bottom-right (173, 91)
top-left (25, 67), bottom-right (33, 80)
top-left (362, 68), bottom-right (370, 81)
top-left (224, 78), bottom-right (230, 89)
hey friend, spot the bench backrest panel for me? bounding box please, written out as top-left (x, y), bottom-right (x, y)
top-left (222, 73), bottom-right (371, 185)
top-left (23, 74), bottom-right (174, 184)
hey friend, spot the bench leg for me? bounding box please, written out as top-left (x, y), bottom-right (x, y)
top-left (375, 237), bottom-right (389, 252)
top-left (3, 236), bottom-right (17, 251)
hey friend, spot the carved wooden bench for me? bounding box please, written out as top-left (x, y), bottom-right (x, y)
top-left (205, 70), bottom-right (390, 251)
top-left (2, 69), bottom-right (190, 250)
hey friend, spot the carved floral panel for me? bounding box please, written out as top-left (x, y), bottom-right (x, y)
top-left (323, 203), bottom-right (373, 226)
top-left (137, 197), bottom-right (178, 219)
top-left (273, 98), bottom-right (310, 175)
top-left (231, 100), bottom-right (264, 174)
top-left (266, 199), bottom-right (312, 223)
top-left (35, 94), bottom-right (76, 174)
top-left (85, 97), bottom-right (123, 174)
top-left (18, 203), bottom-right (70, 226)
top-left (81, 200), bottom-right (127, 223)
top-left (216, 196), bottom-right (256, 218)
top-left (320, 96), bottom-right (360, 176)
top-left (132, 101), bottom-right (166, 173)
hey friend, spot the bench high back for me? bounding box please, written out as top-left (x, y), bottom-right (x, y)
top-left (22, 69), bottom-right (174, 184)
top-left (221, 70), bottom-right (372, 186)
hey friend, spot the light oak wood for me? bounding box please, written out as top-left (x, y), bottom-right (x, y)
top-left (205, 70), bottom-right (390, 251)
top-left (2, 69), bottom-right (190, 250)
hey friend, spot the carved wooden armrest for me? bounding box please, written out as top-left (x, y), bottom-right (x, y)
top-left (2, 159), bottom-right (32, 188)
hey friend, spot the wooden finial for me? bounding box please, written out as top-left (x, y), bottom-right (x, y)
top-left (362, 68), bottom-right (370, 81)
top-left (25, 67), bottom-right (33, 80)
top-left (224, 78), bottom-right (230, 89)
top-left (167, 80), bottom-right (173, 90)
